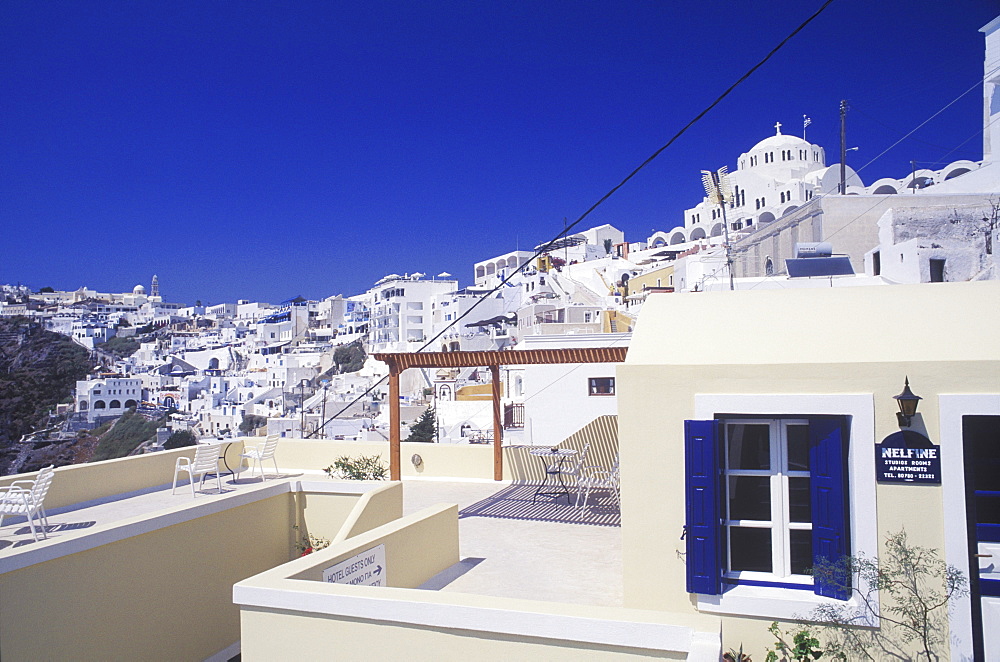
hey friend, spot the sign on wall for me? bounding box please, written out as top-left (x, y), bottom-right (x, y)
top-left (875, 430), bottom-right (941, 484)
top-left (322, 544), bottom-right (386, 587)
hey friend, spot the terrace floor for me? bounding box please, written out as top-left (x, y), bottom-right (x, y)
top-left (405, 478), bottom-right (622, 607)
top-left (1, 473), bottom-right (622, 607)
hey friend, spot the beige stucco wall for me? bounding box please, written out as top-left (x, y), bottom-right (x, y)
top-left (273, 439), bottom-right (498, 480)
top-left (0, 492), bottom-right (292, 661)
top-left (237, 504), bottom-right (713, 660)
top-left (617, 281), bottom-right (1000, 656)
top-left (240, 607), bottom-right (689, 661)
top-left (0, 444), bottom-right (245, 512)
top-left (0, 476), bottom-right (396, 661)
top-left (331, 482), bottom-right (403, 543)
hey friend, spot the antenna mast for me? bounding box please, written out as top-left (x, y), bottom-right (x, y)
top-left (701, 167), bottom-right (735, 291)
top-left (840, 100), bottom-right (848, 194)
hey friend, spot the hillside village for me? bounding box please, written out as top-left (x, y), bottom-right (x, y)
top-left (2, 109), bottom-right (997, 468)
top-left (2, 11), bottom-right (1000, 662)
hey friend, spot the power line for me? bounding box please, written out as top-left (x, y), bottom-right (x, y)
top-left (305, 0), bottom-right (838, 436)
top-left (736, 77), bottom-right (992, 292)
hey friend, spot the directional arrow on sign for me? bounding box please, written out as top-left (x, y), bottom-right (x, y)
top-left (374, 565), bottom-right (383, 576)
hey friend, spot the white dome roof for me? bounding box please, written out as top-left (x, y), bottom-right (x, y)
top-left (749, 132), bottom-right (811, 152)
top-left (133, 284), bottom-right (146, 295)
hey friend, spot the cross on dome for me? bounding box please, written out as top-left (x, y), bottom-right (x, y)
top-left (774, 121), bottom-right (782, 135)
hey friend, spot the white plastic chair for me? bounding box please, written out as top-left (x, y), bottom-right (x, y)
top-left (575, 454), bottom-right (620, 513)
top-left (240, 435), bottom-right (279, 481)
top-left (549, 441), bottom-right (590, 479)
top-left (0, 465), bottom-right (56, 541)
top-left (172, 443), bottom-right (223, 496)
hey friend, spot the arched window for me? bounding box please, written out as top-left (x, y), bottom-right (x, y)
top-left (94, 400), bottom-right (107, 409)
top-left (79, 400), bottom-right (89, 410)
top-left (110, 400), bottom-right (122, 409)
top-left (124, 400), bottom-right (137, 408)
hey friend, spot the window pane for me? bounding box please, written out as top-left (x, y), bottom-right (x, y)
top-left (787, 424), bottom-right (810, 471)
top-left (727, 424), bottom-right (770, 470)
top-left (790, 529), bottom-right (813, 575)
top-left (975, 494), bottom-right (1000, 525)
top-left (729, 527), bottom-right (772, 572)
top-left (729, 476), bottom-right (771, 521)
top-left (789, 477), bottom-right (811, 522)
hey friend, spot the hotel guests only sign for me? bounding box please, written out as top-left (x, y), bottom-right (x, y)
top-left (323, 544), bottom-right (386, 587)
top-left (875, 430), bottom-right (941, 484)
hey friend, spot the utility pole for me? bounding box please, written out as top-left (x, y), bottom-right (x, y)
top-left (320, 380), bottom-right (329, 439)
top-left (839, 100), bottom-right (848, 195)
top-left (701, 168), bottom-right (735, 290)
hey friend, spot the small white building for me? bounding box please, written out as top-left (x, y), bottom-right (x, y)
top-left (518, 333), bottom-right (629, 446)
top-left (75, 376), bottom-right (143, 423)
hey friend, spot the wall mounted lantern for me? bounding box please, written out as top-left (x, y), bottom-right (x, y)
top-left (893, 377), bottom-right (922, 427)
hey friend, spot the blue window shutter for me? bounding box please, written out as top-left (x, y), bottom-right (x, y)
top-left (685, 419), bottom-right (722, 594)
top-left (809, 416), bottom-right (850, 600)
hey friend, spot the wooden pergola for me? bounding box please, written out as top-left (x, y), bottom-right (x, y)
top-left (373, 347), bottom-right (628, 481)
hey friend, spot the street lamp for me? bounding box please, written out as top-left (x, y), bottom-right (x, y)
top-left (892, 377), bottom-right (922, 428)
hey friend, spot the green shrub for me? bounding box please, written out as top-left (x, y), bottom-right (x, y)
top-left (239, 414), bottom-right (267, 433)
top-left (324, 454), bottom-right (387, 480)
top-left (164, 429), bottom-right (198, 449)
top-left (810, 529), bottom-right (967, 661)
top-left (91, 411), bottom-right (165, 461)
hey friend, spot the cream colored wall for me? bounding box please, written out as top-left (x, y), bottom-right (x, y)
top-left (288, 503), bottom-right (459, 585)
top-left (274, 439), bottom-right (497, 479)
top-left (238, 504), bottom-right (712, 661)
top-left (618, 280), bottom-right (1000, 656)
top-left (0, 443), bottom-right (245, 512)
top-left (296, 491), bottom-right (372, 543)
top-left (240, 608), bottom-right (688, 661)
top-left (331, 482), bottom-right (403, 543)
top-left (617, 359), bottom-right (1000, 656)
top-left (0, 493), bottom-right (291, 661)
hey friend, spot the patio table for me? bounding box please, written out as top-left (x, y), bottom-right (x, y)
top-left (199, 439), bottom-right (239, 479)
top-left (529, 448), bottom-right (577, 504)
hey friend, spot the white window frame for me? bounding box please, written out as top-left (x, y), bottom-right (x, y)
top-left (693, 393), bottom-right (877, 621)
top-left (723, 418), bottom-right (812, 586)
top-left (940, 394), bottom-right (1000, 662)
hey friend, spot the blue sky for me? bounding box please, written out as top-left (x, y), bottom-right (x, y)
top-left (2, 1), bottom-right (996, 305)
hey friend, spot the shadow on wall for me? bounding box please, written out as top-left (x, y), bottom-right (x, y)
top-left (504, 415), bottom-right (618, 483)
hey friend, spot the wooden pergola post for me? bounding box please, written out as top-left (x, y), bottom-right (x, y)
top-left (489, 364), bottom-right (503, 480)
top-left (388, 365), bottom-right (401, 481)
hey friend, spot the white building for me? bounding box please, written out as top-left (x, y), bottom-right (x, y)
top-left (366, 274), bottom-right (457, 353)
top-left (473, 250), bottom-right (537, 288)
top-left (518, 333), bottom-right (628, 446)
top-left (75, 376), bottom-right (143, 422)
